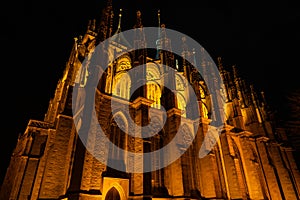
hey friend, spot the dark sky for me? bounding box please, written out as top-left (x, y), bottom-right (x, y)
top-left (1, 0), bottom-right (300, 184)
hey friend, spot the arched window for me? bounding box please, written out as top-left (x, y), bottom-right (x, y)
top-left (108, 114), bottom-right (127, 171)
top-left (175, 74), bottom-right (186, 91)
top-left (201, 103), bottom-right (209, 119)
top-left (175, 73), bottom-right (188, 117)
top-left (112, 72), bottom-right (131, 100)
top-left (146, 63), bottom-right (162, 109)
top-left (176, 93), bottom-right (187, 117)
top-left (199, 83), bottom-right (209, 119)
top-left (146, 82), bottom-right (161, 109)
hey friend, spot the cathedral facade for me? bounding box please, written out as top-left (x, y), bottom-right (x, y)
top-left (1, 1), bottom-right (300, 200)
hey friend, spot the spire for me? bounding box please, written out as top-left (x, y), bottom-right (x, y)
top-left (133, 10), bottom-right (146, 50)
top-left (109, 8), bottom-right (131, 50)
top-left (261, 90), bottom-right (268, 107)
top-left (133, 10), bottom-right (145, 47)
top-left (190, 48), bottom-right (199, 82)
top-left (134, 10), bottom-right (143, 29)
top-left (181, 36), bottom-right (193, 62)
top-left (91, 19), bottom-right (96, 32)
top-left (116, 8), bottom-right (122, 34)
top-left (192, 48), bottom-right (197, 67)
top-left (155, 9), bottom-right (161, 59)
top-left (132, 10), bottom-right (147, 65)
top-left (250, 85), bottom-right (258, 107)
top-left (158, 9), bottom-right (161, 28)
top-left (108, 10), bottom-right (114, 38)
top-left (217, 57), bottom-right (224, 71)
top-left (97, 0), bottom-right (114, 43)
top-left (158, 24), bottom-right (174, 67)
top-left (217, 57), bottom-right (231, 102)
top-left (250, 84), bottom-right (263, 123)
top-left (232, 65), bottom-right (248, 108)
top-left (181, 36), bottom-right (191, 81)
top-left (232, 65), bottom-right (239, 80)
top-left (181, 36), bottom-right (188, 54)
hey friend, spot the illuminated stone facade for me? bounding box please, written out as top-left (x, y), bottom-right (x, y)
top-left (1, 1), bottom-right (300, 200)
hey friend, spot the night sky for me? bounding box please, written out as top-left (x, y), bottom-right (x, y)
top-left (1, 0), bottom-right (300, 184)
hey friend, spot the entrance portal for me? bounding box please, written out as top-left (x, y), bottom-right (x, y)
top-left (105, 187), bottom-right (121, 200)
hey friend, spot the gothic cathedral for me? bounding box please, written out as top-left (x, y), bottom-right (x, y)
top-left (1, 1), bottom-right (300, 200)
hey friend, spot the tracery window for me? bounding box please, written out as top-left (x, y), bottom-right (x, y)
top-left (112, 72), bottom-right (131, 100)
top-left (199, 82), bottom-right (209, 119)
top-left (146, 63), bottom-right (162, 109)
top-left (176, 73), bottom-right (187, 117)
top-left (176, 93), bottom-right (187, 117)
top-left (108, 114), bottom-right (127, 171)
top-left (146, 82), bottom-right (161, 109)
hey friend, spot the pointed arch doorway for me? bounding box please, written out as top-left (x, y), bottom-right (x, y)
top-left (105, 187), bottom-right (120, 200)
top-left (102, 178), bottom-right (129, 200)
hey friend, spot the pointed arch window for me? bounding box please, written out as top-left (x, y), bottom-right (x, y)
top-left (201, 103), bottom-right (209, 119)
top-left (175, 73), bottom-right (188, 117)
top-left (146, 82), bottom-right (161, 109)
top-left (108, 114), bottom-right (128, 171)
top-left (199, 82), bottom-right (209, 119)
top-left (146, 63), bottom-right (162, 109)
top-left (112, 72), bottom-right (131, 100)
top-left (176, 93), bottom-right (187, 117)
